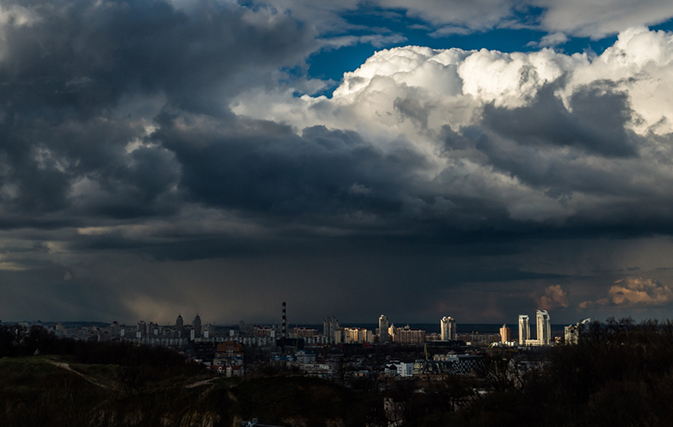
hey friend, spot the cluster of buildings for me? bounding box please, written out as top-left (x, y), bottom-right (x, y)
top-left (211, 341), bottom-right (245, 377)
top-left (7, 306), bottom-right (590, 352)
top-left (8, 308), bottom-right (580, 351)
top-left (517, 310), bottom-right (552, 346)
top-left (497, 311), bottom-right (591, 348)
top-left (499, 310), bottom-right (562, 347)
top-left (495, 310), bottom-right (554, 347)
top-left (3, 305), bottom-right (598, 385)
top-left (322, 314), bottom-right (457, 345)
top-left (74, 314), bottom-right (216, 346)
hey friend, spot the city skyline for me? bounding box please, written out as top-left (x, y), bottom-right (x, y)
top-left (8, 309), bottom-right (570, 348)
top-left (2, 1), bottom-right (673, 325)
top-left (1, 306), bottom-right (572, 334)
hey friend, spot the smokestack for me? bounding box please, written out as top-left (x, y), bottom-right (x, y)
top-left (282, 301), bottom-right (287, 339)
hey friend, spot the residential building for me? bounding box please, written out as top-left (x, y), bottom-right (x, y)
top-left (344, 327), bottom-right (374, 344)
top-left (137, 321), bottom-right (146, 339)
top-left (518, 315), bottom-right (530, 345)
top-left (393, 362), bottom-right (414, 377)
top-left (499, 324), bottom-right (511, 343)
top-left (395, 325), bottom-right (425, 344)
top-left (254, 326), bottom-right (275, 337)
top-left (536, 310), bottom-right (551, 346)
top-left (440, 316), bottom-right (456, 340)
top-left (323, 316), bottom-right (339, 343)
top-left (293, 326), bottom-right (319, 338)
top-left (379, 315), bottom-right (389, 343)
top-left (193, 314), bottom-right (202, 338)
top-left (175, 314), bottom-right (183, 336)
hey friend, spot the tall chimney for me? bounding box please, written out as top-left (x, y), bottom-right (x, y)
top-left (282, 301), bottom-right (287, 339)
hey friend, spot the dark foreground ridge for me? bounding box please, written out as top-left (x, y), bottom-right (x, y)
top-left (0, 356), bottom-right (378, 427)
top-left (2, 318), bottom-right (673, 426)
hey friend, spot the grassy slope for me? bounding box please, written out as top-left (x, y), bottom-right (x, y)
top-left (0, 357), bottom-right (381, 427)
top-left (0, 356), bottom-right (109, 426)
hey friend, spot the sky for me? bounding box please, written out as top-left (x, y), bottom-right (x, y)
top-left (3, 0), bottom-right (673, 326)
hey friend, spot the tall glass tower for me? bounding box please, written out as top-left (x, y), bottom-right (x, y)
top-left (518, 315), bottom-right (530, 345)
top-left (536, 310), bottom-right (551, 345)
top-left (379, 315), bottom-right (389, 342)
top-left (440, 316), bottom-right (456, 340)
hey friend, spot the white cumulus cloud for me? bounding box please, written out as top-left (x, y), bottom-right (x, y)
top-left (232, 28), bottom-right (673, 225)
top-left (237, 28), bottom-right (673, 135)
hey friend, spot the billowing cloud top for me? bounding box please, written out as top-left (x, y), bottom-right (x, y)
top-left (1, 0), bottom-right (673, 324)
top-left (235, 27), bottom-right (673, 226)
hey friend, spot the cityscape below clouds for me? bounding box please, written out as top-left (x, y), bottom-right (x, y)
top-left (3, 2), bottom-right (673, 425)
top-left (4, 302), bottom-right (583, 350)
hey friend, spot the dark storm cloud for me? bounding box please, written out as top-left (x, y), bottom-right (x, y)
top-left (0, 0), bottom-right (664, 242)
top-left (154, 112), bottom-right (430, 219)
top-left (0, 0), bottom-right (317, 115)
top-left (1, 0), bottom-right (672, 324)
top-left (0, 0), bottom-right (321, 225)
top-left (481, 82), bottom-right (638, 158)
top-left (426, 78), bottom-right (673, 236)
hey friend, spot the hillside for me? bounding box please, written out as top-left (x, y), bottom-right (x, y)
top-left (0, 356), bottom-right (382, 427)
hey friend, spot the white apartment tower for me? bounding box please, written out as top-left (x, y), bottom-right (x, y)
top-left (518, 315), bottom-right (530, 345)
top-left (379, 315), bottom-right (389, 342)
top-left (536, 310), bottom-right (551, 346)
top-left (440, 316), bottom-right (456, 340)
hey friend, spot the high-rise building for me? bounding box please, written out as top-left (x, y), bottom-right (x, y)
top-left (440, 316), bottom-right (456, 340)
top-left (193, 314), bottom-right (202, 338)
top-left (388, 324), bottom-right (396, 341)
top-left (176, 314), bottom-right (184, 336)
top-left (137, 321), bottom-right (147, 338)
top-left (343, 327), bottom-right (374, 344)
top-left (518, 315), bottom-right (530, 345)
top-left (323, 316), bottom-right (339, 343)
top-left (379, 315), bottom-right (389, 343)
top-left (333, 327), bottom-right (343, 344)
top-left (110, 321), bottom-right (120, 337)
top-left (499, 324), bottom-right (511, 342)
top-left (536, 310), bottom-right (551, 346)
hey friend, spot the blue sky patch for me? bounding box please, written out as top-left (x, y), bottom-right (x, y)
top-left (306, 7), bottom-right (673, 93)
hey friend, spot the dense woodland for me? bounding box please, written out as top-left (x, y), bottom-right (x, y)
top-left (1, 319), bottom-right (672, 426)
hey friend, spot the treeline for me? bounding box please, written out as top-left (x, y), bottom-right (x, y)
top-left (428, 318), bottom-right (673, 427)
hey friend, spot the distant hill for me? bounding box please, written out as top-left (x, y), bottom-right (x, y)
top-left (0, 356), bottom-right (382, 427)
